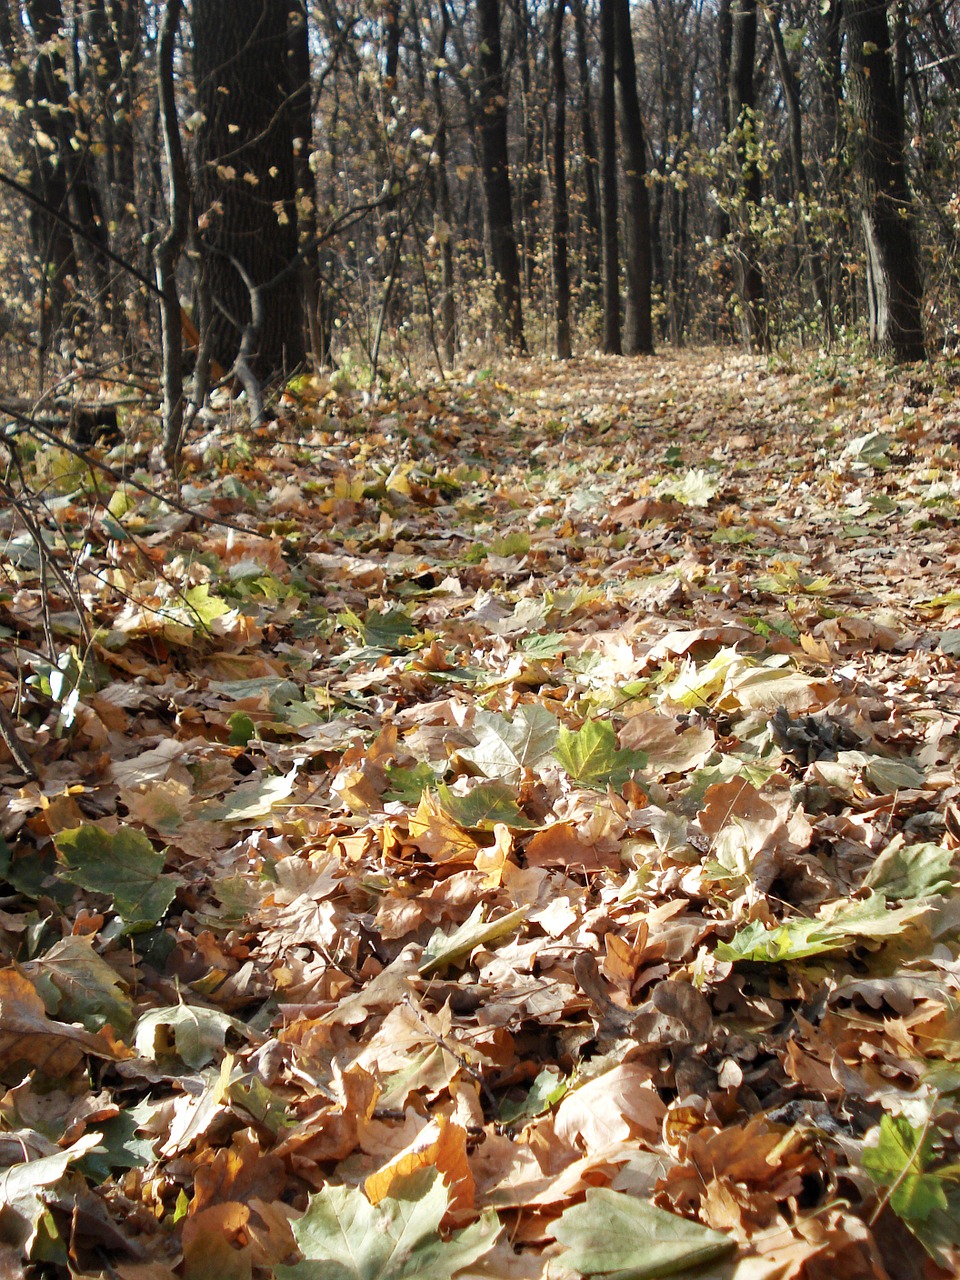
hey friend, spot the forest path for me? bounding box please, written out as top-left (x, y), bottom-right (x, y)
top-left (2, 348), bottom-right (960, 1276)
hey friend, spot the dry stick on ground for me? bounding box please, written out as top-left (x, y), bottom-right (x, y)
top-left (0, 701), bottom-right (37, 781)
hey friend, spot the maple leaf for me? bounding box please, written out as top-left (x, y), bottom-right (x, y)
top-left (552, 1187), bottom-right (735, 1277)
top-left (458, 706), bottom-right (558, 782)
top-left (54, 824), bottom-right (182, 930)
top-left (553, 719), bottom-right (647, 789)
top-left (275, 1168), bottom-right (500, 1280)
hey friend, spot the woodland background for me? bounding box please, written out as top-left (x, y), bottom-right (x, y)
top-left (0, 0), bottom-right (952, 425)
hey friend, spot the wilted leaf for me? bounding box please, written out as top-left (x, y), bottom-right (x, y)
top-left (0, 968), bottom-right (117, 1079)
top-left (23, 935), bottom-right (134, 1034)
top-left (437, 781), bottom-right (539, 829)
top-left (365, 1116), bottom-right (474, 1216)
top-left (419, 903), bottom-right (527, 975)
top-left (0, 1131), bottom-right (103, 1254)
top-left (863, 841), bottom-right (956, 900)
top-left (134, 1004), bottom-right (246, 1069)
top-left (458, 706), bottom-right (558, 782)
top-left (552, 1187), bottom-right (735, 1277)
top-left (716, 894), bottom-right (928, 963)
top-left (275, 1168), bottom-right (500, 1280)
top-left (54, 825), bottom-right (181, 929)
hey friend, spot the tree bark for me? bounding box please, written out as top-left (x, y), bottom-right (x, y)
top-left (613, 0), bottom-right (653, 355)
top-left (430, 0), bottom-right (457, 364)
top-left (571, 0), bottom-right (600, 290)
top-left (287, 0), bottom-right (327, 366)
top-left (599, 0), bottom-right (621, 354)
top-left (192, 0), bottom-right (304, 380)
top-left (844, 0), bottom-right (925, 360)
top-left (550, 0), bottom-right (571, 359)
top-left (728, 0), bottom-right (768, 351)
top-left (155, 0), bottom-right (188, 465)
top-left (476, 0), bottom-right (527, 352)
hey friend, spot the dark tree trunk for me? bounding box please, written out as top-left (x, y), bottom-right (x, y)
top-left (844, 0), bottom-right (925, 360)
top-left (728, 0), bottom-right (768, 351)
top-left (715, 0), bottom-right (732, 245)
top-left (510, 0), bottom-right (540, 294)
top-left (476, 0), bottom-right (526, 352)
top-left (550, 0), bottom-right (571, 359)
top-left (192, 0), bottom-right (304, 380)
top-left (613, 0), bottom-right (653, 355)
top-left (427, 0), bottom-right (457, 365)
top-left (287, 0), bottom-right (327, 365)
top-left (21, 0), bottom-right (111, 343)
top-left (382, 0), bottom-right (401, 90)
top-left (599, 0), bottom-right (621, 354)
top-left (571, 0), bottom-right (600, 289)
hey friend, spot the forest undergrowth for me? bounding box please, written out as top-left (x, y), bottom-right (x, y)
top-left (3, 348), bottom-right (960, 1278)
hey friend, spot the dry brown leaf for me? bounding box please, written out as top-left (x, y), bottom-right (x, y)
top-left (365, 1114), bottom-right (475, 1217)
top-left (0, 967), bottom-right (117, 1079)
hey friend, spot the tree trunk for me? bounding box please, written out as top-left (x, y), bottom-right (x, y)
top-left (714, 0), bottom-right (732, 245)
top-left (728, 0), bottom-right (768, 351)
top-left (287, 0), bottom-right (327, 366)
top-left (599, 0), bottom-right (621, 354)
top-left (476, 0), bottom-right (526, 352)
top-left (428, 0), bottom-right (457, 365)
top-left (571, 0), bottom-right (601, 290)
top-left (550, 0), bottom-right (571, 360)
top-left (844, 0), bottom-right (925, 360)
top-left (613, 0), bottom-right (653, 355)
top-left (192, 0), bottom-right (304, 380)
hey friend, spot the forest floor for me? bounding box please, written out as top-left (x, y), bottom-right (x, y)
top-left (3, 346), bottom-right (960, 1278)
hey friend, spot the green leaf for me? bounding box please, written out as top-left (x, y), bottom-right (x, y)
top-left (364, 607), bottom-right (420, 650)
top-left (134, 1003), bottom-right (246, 1069)
top-left (419, 903), bottom-right (527, 976)
top-left (79, 1099), bottom-right (160, 1180)
top-left (437, 781), bottom-right (540, 830)
top-left (715, 894), bottom-right (928, 963)
top-left (458, 705), bottom-right (558, 783)
top-left (54, 825), bottom-right (181, 929)
top-left (183, 583), bottom-right (231, 627)
top-left (553, 1188), bottom-right (735, 1278)
top-left (227, 711), bottom-right (256, 746)
top-left (863, 842), bottom-right (956, 900)
top-left (500, 1067), bottom-right (569, 1124)
top-left (384, 762), bottom-right (438, 804)
top-left (275, 1168), bottom-right (501, 1280)
top-left (553, 720), bottom-right (647, 789)
top-left (518, 631), bottom-right (567, 659)
top-left (862, 1115), bottom-right (949, 1222)
top-left (490, 530), bottom-right (530, 557)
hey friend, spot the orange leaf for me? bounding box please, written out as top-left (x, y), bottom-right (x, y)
top-left (364, 1114), bottom-right (475, 1217)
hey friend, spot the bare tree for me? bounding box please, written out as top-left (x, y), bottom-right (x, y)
top-left (844, 0), bottom-right (925, 360)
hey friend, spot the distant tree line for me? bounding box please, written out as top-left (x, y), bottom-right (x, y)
top-left (0, 0), bottom-right (954, 438)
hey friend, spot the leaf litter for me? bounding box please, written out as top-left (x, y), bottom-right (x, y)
top-left (3, 350), bottom-right (960, 1275)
